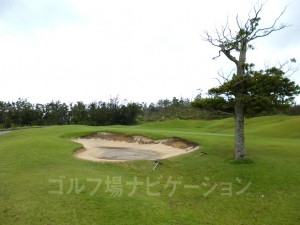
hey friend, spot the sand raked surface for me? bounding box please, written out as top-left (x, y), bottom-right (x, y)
top-left (72, 132), bottom-right (199, 162)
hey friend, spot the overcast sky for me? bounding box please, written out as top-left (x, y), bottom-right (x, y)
top-left (0, 0), bottom-right (299, 104)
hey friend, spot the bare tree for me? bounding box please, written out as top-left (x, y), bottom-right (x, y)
top-left (203, 3), bottom-right (289, 159)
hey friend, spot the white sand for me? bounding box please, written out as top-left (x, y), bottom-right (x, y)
top-left (73, 138), bottom-right (198, 162)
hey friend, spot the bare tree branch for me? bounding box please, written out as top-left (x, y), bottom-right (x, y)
top-left (236, 14), bottom-right (242, 30)
top-left (279, 60), bottom-right (298, 77)
top-left (212, 50), bottom-right (222, 60)
top-left (221, 48), bottom-right (239, 65)
top-left (218, 70), bottom-right (232, 82)
top-left (250, 6), bottom-right (290, 41)
top-left (202, 31), bottom-right (220, 47)
top-left (203, 1), bottom-right (290, 80)
top-left (213, 69), bottom-right (236, 85)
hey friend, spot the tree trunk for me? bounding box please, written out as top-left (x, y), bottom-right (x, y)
top-left (234, 101), bottom-right (245, 159)
top-left (233, 43), bottom-right (246, 160)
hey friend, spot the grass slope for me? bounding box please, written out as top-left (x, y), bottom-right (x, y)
top-left (0, 116), bottom-right (299, 225)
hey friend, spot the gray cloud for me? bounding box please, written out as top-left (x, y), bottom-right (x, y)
top-left (269, 0), bottom-right (300, 48)
top-left (285, 0), bottom-right (300, 43)
top-left (0, 0), bottom-right (17, 14)
top-left (0, 0), bottom-right (80, 34)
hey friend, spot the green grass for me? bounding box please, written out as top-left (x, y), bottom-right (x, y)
top-left (0, 115), bottom-right (299, 225)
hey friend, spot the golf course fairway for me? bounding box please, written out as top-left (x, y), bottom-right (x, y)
top-left (0, 115), bottom-right (299, 225)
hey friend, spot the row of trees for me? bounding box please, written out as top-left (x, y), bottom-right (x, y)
top-left (0, 98), bottom-right (141, 128)
top-left (2, 96), bottom-right (298, 128)
top-left (142, 97), bottom-right (210, 121)
top-left (0, 97), bottom-right (216, 128)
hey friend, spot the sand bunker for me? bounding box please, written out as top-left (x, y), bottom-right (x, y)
top-left (72, 132), bottom-right (199, 162)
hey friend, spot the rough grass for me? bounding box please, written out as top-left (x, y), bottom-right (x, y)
top-left (0, 115), bottom-right (299, 225)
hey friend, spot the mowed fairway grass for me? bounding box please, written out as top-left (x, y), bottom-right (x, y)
top-left (0, 115), bottom-right (299, 225)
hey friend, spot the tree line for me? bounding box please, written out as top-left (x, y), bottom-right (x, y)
top-left (0, 96), bottom-right (299, 128)
top-left (0, 98), bottom-right (141, 128)
top-left (0, 97), bottom-right (207, 128)
top-left (142, 97), bottom-right (211, 121)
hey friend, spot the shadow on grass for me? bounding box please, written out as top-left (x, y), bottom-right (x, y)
top-left (225, 157), bottom-right (255, 165)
